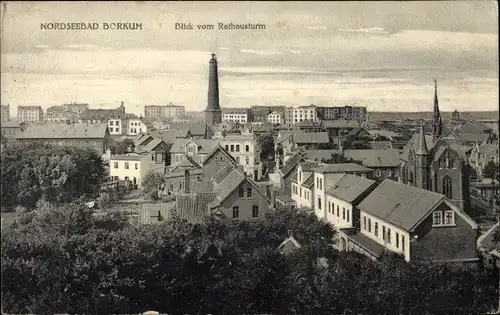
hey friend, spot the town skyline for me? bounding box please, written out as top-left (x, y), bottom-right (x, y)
top-left (1, 1), bottom-right (498, 116)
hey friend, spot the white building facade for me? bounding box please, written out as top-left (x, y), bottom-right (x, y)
top-left (109, 153), bottom-right (152, 188)
top-left (292, 105), bottom-right (318, 125)
top-left (267, 111), bottom-right (283, 125)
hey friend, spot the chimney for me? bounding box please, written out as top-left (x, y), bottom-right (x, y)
top-left (184, 169), bottom-right (190, 193)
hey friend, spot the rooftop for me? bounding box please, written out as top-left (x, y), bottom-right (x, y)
top-left (325, 174), bottom-right (377, 204)
top-left (312, 163), bottom-right (373, 174)
top-left (15, 122), bottom-right (108, 139)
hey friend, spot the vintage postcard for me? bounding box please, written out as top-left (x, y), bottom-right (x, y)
top-left (1, 1), bottom-right (499, 314)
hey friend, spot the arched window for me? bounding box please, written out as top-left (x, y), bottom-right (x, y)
top-left (442, 176), bottom-right (453, 199)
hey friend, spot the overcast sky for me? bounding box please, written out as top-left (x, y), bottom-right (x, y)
top-left (1, 1), bottom-right (498, 114)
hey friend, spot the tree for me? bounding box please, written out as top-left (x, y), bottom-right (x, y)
top-left (483, 160), bottom-right (499, 181)
top-left (142, 170), bottom-right (165, 200)
top-left (257, 133), bottom-right (275, 160)
top-left (110, 138), bottom-right (135, 155)
top-left (1, 143), bottom-right (104, 209)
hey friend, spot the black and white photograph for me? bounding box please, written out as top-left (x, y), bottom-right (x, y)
top-left (1, 1), bottom-right (499, 314)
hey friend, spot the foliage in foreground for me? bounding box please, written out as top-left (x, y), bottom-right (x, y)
top-left (1, 143), bottom-right (105, 209)
top-left (1, 203), bottom-right (497, 314)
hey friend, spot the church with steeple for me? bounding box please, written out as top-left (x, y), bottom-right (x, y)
top-left (399, 80), bottom-right (471, 212)
top-left (204, 53), bottom-right (222, 126)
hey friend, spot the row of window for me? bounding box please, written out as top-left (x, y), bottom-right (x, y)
top-left (113, 161), bottom-right (139, 169)
top-left (109, 121), bottom-right (120, 126)
top-left (363, 216), bottom-right (405, 252)
top-left (224, 144), bottom-right (251, 153)
top-left (316, 177), bottom-right (323, 190)
top-left (328, 201), bottom-right (350, 223)
top-left (292, 183), bottom-right (298, 195)
top-left (299, 187), bottom-right (311, 201)
top-left (232, 205), bottom-right (259, 219)
top-left (433, 210), bottom-right (455, 226)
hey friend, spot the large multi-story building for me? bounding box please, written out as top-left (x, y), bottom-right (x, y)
top-left (267, 111), bottom-right (283, 125)
top-left (144, 103), bottom-right (185, 120)
top-left (222, 108), bottom-right (249, 123)
top-left (250, 106), bottom-right (271, 122)
top-left (322, 105), bottom-right (367, 121)
top-left (62, 102), bottom-right (89, 115)
top-left (284, 107), bottom-right (294, 127)
top-left (291, 105), bottom-right (319, 124)
top-left (17, 105), bottom-right (43, 123)
top-left (15, 123), bottom-right (111, 154)
top-left (1, 105), bottom-right (10, 122)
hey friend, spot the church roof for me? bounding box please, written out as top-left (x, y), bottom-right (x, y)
top-left (415, 124), bottom-right (429, 155)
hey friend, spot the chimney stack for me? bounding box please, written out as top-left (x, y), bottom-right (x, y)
top-left (184, 169), bottom-right (190, 194)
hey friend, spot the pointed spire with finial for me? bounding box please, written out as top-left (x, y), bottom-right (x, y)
top-left (432, 79), bottom-right (443, 139)
top-left (415, 122), bottom-right (428, 155)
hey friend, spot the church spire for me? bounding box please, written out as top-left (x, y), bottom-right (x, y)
top-left (432, 79), bottom-right (443, 140)
top-left (415, 122), bottom-right (428, 155)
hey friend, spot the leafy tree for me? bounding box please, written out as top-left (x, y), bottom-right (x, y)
top-left (142, 170), bottom-right (165, 200)
top-left (483, 160), bottom-right (499, 182)
top-left (1, 143), bottom-right (105, 209)
top-left (96, 192), bottom-right (111, 208)
top-left (257, 133), bottom-right (275, 160)
top-left (110, 138), bottom-right (135, 154)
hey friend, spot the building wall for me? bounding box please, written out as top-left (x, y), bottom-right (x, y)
top-left (17, 137), bottom-right (108, 154)
top-left (18, 106), bottom-right (43, 122)
top-left (267, 112), bottom-right (282, 125)
top-left (108, 119), bottom-right (123, 135)
top-left (1, 105), bottom-right (10, 122)
top-left (323, 106), bottom-right (367, 121)
top-left (410, 203), bottom-right (477, 262)
top-left (127, 119), bottom-right (147, 135)
top-left (292, 106), bottom-right (318, 124)
top-left (325, 195), bottom-right (354, 229)
top-left (372, 167), bottom-right (399, 182)
top-left (313, 173), bottom-right (326, 219)
top-left (220, 139), bottom-right (261, 179)
top-left (109, 155), bottom-right (152, 187)
top-left (218, 180), bottom-right (271, 220)
top-left (144, 105), bottom-right (185, 120)
top-left (164, 171), bottom-right (204, 194)
top-left (360, 211), bottom-right (411, 261)
top-left (202, 149), bottom-right (235, 180)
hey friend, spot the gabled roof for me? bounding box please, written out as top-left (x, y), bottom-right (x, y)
top-left (203, 143), bottom-right (237, 166)
top-left (138, 138), bottom-right (165, 152)
top-left (294, 130), bottom-right (329, 144)
top-left (298, 161), bottom-right (320, 172)
top-left (15, 123), bottom-right (108, 139)
top-left (277, 236), bottom-right (302, 253)
top-left (175, 193), bottom-right (217, 224)
top-left (312, 163), bottom-right (373, 174)
top-left (169, 122), bottom-right (208, 136)
top-left (135, 133), bottom-right (153, 146)
top-left (278, 150), bottom-right (306, 177)
top-left (276, 130), bottom-right (295, 144)
top-left (169, 156), bottom-right (202, 173)
top-left (151, 130), bottom-right (189, 143)
top-left (358, 179), bottom-right (448, 232)
top-left (302, 173), bottom-right (314, 188)
top-left (343, 149), bottom-right (400, 168)
top-left (325, 174), bottom-right (377, 205)
top-left (303, 149), bottom-right (343, 162)
top-left (211, 168), bottom-right (270, 208)
top-left (477, 222), bottom-right (500, 252)
top-left (170, 138), bottom-right (220, 154)
top-left (399, 132), bottom-right (435, 162)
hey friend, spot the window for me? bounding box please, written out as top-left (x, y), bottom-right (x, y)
top-left (368, 219), bottom-right (372, 233)
top-left (433, 211), bottom-right (443, 226)
top-left (337, 205), bottom-right (339, 217)
top-left (442, 176), bottom-right (453, 199)
top-left (374, 223), bottom-right (378, 237)
top-left (239, 187), bottom-right (244, 198)
top-left (342, 208), bottom-right (345, 220)
top-left (300, 187), bottom-right (302, 197)
top-left (382, 226), bottom-right (386, 240)
top-left (363, 216), bottom-right (367, 230)
top-left (401, 236), bottom-right (405, 252)
top-left (225, 145), bottom-right (229, 151)
top-left (444, 211), bottom-right (454, 225)
top-left (236, 145), bottom-right (240, 152)
top-left (245, 157), bottom-right (249, 165)
top-left (387, 228), bottom-right (391, 244)
top-left (376, 170), bottom-right (381, 177)
top-left (230, 145), bottom-right (234, 152)
top-left (245, 145), bottom-right (249, 152)
top-left (252, 206), bottom-right (259, 218)
top-left (346, 210), bottom-right (350, 222)
top-left (317, 197), bottom-right (322, 210)
top-left (125, 162), bottom-right (129, 169)
top-left (114, 162), bottom-right (118, 168)
top-left (135, 163), bottom-right (138, 170)
top-left (232, 206), bottom-right (239, 219)
top-left (247, 187), bottom-right (252, 197)
top-left (298, 171), bottom-right (301, 181)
